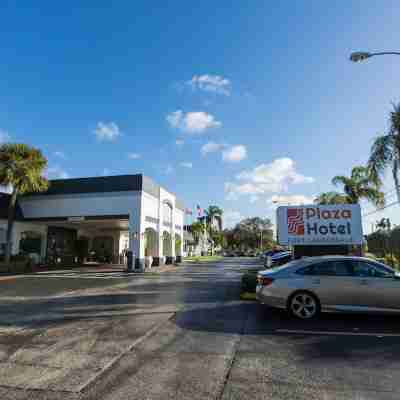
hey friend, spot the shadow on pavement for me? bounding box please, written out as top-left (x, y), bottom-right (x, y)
top-left (0, 279), bottom-right (240, 329)
top-left (175, 301), bottom-right (400, 336)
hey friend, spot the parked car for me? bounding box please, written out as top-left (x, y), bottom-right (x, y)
top-left (247, 250), bottom-right (257, 257)
top-left (264, 251), bottom-right (292, 268)
top-left (260, 249), bottom-right (286, 261)
top-left (256, 256), bottom-right (400, 319)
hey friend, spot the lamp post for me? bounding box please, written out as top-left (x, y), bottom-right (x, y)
top-left (258, 224), bottom-right (263, 251)
top-left (349, 51), bottom-right (400, 62)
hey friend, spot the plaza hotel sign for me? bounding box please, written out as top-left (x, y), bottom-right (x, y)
top-left (277, 205), bottom-right (363, 245)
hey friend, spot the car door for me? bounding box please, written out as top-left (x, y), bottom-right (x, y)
top-left (349, 260), bottom-right (400, 310)
top-left (299, 260), bottom-right (355, 308)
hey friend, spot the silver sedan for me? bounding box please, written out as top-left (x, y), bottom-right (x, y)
top-left (256, 256), bottom-right (400, 319)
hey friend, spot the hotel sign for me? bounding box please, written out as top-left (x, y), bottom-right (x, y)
top-left (277, 205), bottom-right (363, 245)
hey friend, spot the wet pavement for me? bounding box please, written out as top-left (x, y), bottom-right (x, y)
top-left (1, 258), bottom-right (400, 399)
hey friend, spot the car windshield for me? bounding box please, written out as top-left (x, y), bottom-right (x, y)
top-left (264, 260), bottom-right (302, 273)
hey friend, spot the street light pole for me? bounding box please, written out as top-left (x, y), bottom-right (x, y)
top-left (350, 51), bottom-right (400, 62)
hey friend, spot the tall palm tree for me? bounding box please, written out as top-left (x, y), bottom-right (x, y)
top-left (0, 144), bottom-right (48, 263)
top-left (204, 205), bottom-right (223, 255)
top-left (332, 166), bottom-right (384, 207)
top-left (190, 221), bottom-right (204, 245)
top-left (368, 103), bottom-right (400, 203)
top-left (314, 191), bottom-right (349, 205)
top-left (204, 205), bottom-right (223, 232)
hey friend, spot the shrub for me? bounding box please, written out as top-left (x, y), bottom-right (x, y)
top-left (241, 272), bottom-right (258, 293)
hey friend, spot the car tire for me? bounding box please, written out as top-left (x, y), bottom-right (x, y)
top-left (287, 291), bottom-right (320, 320)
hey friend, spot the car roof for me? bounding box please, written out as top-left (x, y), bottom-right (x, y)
top-left (259, 255), bottom-right (392, 276)
top-left (300, 255), bottom-right (379, 263)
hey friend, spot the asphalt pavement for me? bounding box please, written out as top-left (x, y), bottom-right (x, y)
top-left (1, 258), bottom-right (400, 399)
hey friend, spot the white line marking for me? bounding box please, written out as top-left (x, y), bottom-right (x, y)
top-left (275, 329), bottom-right (400, 337)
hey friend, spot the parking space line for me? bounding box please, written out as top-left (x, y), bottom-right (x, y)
top-left (275, 329), bottom-right (400, 337)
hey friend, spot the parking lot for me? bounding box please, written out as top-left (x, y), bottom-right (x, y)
top-left (1, 258), bottom-right (400, 399)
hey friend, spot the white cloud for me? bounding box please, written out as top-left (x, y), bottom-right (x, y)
top-left (166, 110), bottom-right (221, 134)
top-left (166, 111), bottom-right (182, 129)
top-left (267, 194), bottom-right (315, 207)
top-left (224, 210), bottom-right (244, 229)
top-left (175, 139), bottom-right (184, 146)
top-left (225, 157), bottom-right (314, 200)
top-left (94, 122), bottom-right (121, 142)
top-left (54, 151), bottom-right (66, 159)
top-left (46, 166), bottom-right (69, 180)
top-left (222, 145), bottom-right (247, 162)
top-left (225, 182), bottom-right (265, 200)
top-left (201, 141), bottom-right (224, 156)
top-left (128, 152), bottom-right (141, 159)
top-left (0, 129), bottom-right (11, 144)
top-left (180, 162), bottom-right (193, 168)
top-left (187, 74), bottom-right (231, 96)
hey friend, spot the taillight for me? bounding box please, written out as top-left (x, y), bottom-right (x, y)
top-left (257, 276), bottom-right (274, 286)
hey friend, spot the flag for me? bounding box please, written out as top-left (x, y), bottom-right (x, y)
top-left (196, 204), bottom-right (202, 217)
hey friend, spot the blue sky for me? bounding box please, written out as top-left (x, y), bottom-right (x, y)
top-left (1, 1), bottom-right (399, 231)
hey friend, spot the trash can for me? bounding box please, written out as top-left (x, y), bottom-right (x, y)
top-left (126, 251), bottom-right (133, 272)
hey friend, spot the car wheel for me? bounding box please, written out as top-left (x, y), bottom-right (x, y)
top-left (288, 291), bottom-right (320, 319)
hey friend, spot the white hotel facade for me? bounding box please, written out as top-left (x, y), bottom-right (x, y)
top-left (0, 174), bottom-right (186, 269)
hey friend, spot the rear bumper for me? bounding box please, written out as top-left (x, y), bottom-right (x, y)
top-left (256, 285), bottom-right (286, 309)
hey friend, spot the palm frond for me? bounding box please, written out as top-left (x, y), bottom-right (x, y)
top-left (368, 134), bottom-right (395, 177)
top-left (332, 175), bottom-right (349, 187)
top-left (390, 102), bottom-right (400, 135)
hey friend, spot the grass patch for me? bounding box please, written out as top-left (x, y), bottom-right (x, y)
top-left (240, 292), bottom-right (257, 301)
top-left (144, 272), bottom-right (162, 277)
top-left (184, 256), bottom-right (223, 263)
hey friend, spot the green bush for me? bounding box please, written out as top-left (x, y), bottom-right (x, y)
top-left (0, 255), bottom-right (33, 274)
top-left (241, 272), bottom-right (258, 293)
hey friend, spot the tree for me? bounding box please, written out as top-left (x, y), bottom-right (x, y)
top-left (0, 144), bottom-right (48, 263)
top-left (368, 103), bottom-right (400, 203)
top-left (332, 166), bottom-right (384, 207)
top-left (204, 205), bottom-right (223, 231)
top-left (314, 191), bottom-right (349, 205)
top-left (376, 218), bottom-right (391, 231)
top-left (223, 217), bottom-right (274, 251)
top-left (204, 205), bottom-right (223, 254)
top-left (190, 221), bottom-right (204, 245)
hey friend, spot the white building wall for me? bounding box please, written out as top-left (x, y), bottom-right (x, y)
top-left (159, 187), bottom-right (176, 260)
top-left (174, 208), bottom-right (184, 256)
top-left (13, 186), bottom-right (185, 268)
top-left (19, 191), bottom-right (140, 219)
top-left (19, 191), bottom-right (142, 266)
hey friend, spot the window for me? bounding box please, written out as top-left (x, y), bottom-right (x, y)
top-left (297, 261), bottom-right (352, 276)
top-left (163, 202), bottom-right (172, 225)
top-left (351, 261), bottom-right (394, 278)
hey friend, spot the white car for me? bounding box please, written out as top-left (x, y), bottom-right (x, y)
top-left (257, 255), bottom-right (400, 319)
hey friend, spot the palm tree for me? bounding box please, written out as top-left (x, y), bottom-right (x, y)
top-left (0, 144), bottom-right (48, 263)
top-left (204, 205), bottom-right (223, 255)
top-left (204, 205), bottom-right (223, 231)
top-left (332, 166), bottom-right (384, 207)
top-left (314, 191), bottom-right (350, 205)
top-left (190, 221), bottom-right (204, 245)
top-left (368, 103), bottom-right (400, 203)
